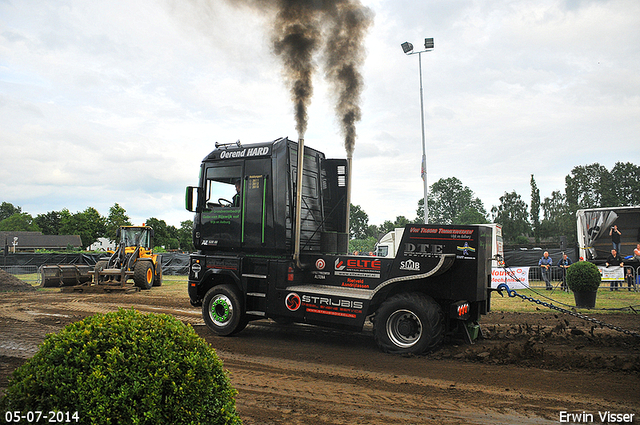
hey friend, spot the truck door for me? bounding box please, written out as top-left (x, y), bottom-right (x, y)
top-left (241, 159), bottom-right (272, 249)
top-left (199, 163), bottom-right (243, 249)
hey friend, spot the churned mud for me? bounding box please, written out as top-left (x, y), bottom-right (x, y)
top-left (1, 279), bottom-right (638, 424)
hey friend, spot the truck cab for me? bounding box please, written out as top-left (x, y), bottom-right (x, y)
top-left (186, 138), bottom-right (493, 354)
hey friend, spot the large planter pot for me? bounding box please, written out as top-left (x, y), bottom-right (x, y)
top-left (573, 290), bottom-right (597, 308)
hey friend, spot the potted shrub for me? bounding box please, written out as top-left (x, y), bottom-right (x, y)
top-left (566, 260), bottom-right (601, 308)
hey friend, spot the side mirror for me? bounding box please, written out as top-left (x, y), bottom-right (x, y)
top-left (185, 186), bottom-right (197, 212)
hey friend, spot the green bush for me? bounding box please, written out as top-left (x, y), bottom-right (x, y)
top-left (566, 260), bottom-right (601, 292)
top-left (0, 309), bottom-right (242, 425)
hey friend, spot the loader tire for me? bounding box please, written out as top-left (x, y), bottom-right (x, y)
top-left (153, 262), bottom-right (162, 287)
top-left (202, 284), bottom-right (248, 336)
top-left (133, 261), bottom-right (154, 290)
top-left (373, 292), bottom-right (444, 355)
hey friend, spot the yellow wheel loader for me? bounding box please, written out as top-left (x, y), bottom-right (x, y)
top-left (40, 225), bottom-right (162, 292)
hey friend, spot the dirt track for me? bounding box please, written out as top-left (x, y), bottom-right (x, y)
top-left (1, 282), bottom-right (639, 424)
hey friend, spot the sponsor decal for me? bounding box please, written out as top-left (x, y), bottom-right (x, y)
top-left (408, 227), bottom-right (474, 240)
top-left (341, 277), bottom-right (369, 289)
top-left (312, 271), bottom-right (329, 280)
top-left (306, 308), bottom-right (356, 319)
top-left (205, 258), bottom-right (238, 271)
top-left (191, 262), bottom-right (201, 278)
top-left (316, 258), bottom-right (326, 270)
top-left (491, 266), bottom-right (529, 289)
top-left (403, 243), bottom-right (445, 257)
top-left (399, 259), bottom-right (421, 271)
top-left (301, 294), bottom-right (363, 319)
top-left (457, 242), bottom-right (476, 257)
top-left (285, 293), bottom-right (302, 311)
top-left (219, 146), bottom-right (270, 159)
top-left (302, 294), bottom-right (363, 309)
top-left (334, 257), bottom-right (381, 278)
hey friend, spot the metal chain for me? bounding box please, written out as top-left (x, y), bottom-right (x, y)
top-left (495, 283), bottom-right (640, 338)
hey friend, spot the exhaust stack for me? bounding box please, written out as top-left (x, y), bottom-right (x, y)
top-left (345, 154), bottom-right (352, 240)
top-left (293, 138), bottom-right (305, 268)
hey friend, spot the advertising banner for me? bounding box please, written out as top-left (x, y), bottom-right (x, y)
top-left (491, 266), bottom-right (530, 289)
top-left (599, 266), bottom-right (624, 281)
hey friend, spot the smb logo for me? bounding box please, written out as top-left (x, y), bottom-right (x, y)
top-left (399, 259), bottom-right (420, 271)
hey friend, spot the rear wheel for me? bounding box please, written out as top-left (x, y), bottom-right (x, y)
top-left (133, 261), bottom-right (154, 290)
top-left (373, 292), bottom-right (443, 355)
top-left (153, 262), bottom-right (163, 287)
top-left (202, 284), bottom-right (248, 336)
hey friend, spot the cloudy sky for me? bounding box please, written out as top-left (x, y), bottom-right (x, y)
top-left (1, 0), bottom-right (639, 229)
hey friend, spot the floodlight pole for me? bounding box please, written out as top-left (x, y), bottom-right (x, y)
top-left (402, 38), bottom-right (434, 224)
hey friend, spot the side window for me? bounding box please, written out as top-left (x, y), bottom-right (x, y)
top-left (205, 165), bottom-right (242, 209)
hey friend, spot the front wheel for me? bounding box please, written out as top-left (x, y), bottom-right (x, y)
top-left (202, 284), bottom-right (248, 336)
top-left (133, 260), bottom-right (154, 290)
top-left (373, 292), bottom-right (443, 355)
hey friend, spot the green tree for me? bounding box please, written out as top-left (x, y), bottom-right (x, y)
top-left (491, 191), bottom-right (530, 244)
top-left (348, 237), bottom-right (377, 255)
top-left (349, 204), bottom-right (369, 239)
top-left (610, 162), bottom-right (640, 206)
top-left (530, 174), bottom-right (540, 243)
top-left (0, 202), bottom-right (21, 222)
top-left (539, 190), bottom-right (575, 243)
top-left (60, 208), bottom-right (106, 248)
top-left (34, 211), bottom-right (62, 235)
top-left (379, 216), bottom-right (411, 236)
top-left (456, 207), bottom-right (489, 225)
top-left (105, 203), bottom-right (132, 241)
top-left (146, 218), bottom-right (180, 250)
top-left (565, 163), bottom-right (613, 211)
top-left (423, 177), bottom-right (486, 225)
top-left (0, 213), bottom-right (40, 232)
top-left (178, 220), bottom-right (194, 252)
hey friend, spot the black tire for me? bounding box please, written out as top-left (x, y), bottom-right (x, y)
top-left (153, 262), bottom-right (162, 287)
top-left (202, 284), bottom-right (248, 336)
top-left (373, 292), bottom-right (444, 355)
top-left (94, 260), bottom-right (108, 283)
top-left (133, 260), bottom-right (154, 290)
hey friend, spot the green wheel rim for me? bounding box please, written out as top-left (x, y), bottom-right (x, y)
top-left (209, 295), bottom-right (233, 326)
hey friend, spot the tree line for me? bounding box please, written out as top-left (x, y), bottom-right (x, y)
top-left (2, 161), bottom-right (638, 254)
top-left (349, 162), bottom-right (640, 252)
top-left (0, 202), bottom-right (194, 252)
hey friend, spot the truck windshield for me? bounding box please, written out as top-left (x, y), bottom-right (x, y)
top-left (205, 165), bottom-right (242, 209)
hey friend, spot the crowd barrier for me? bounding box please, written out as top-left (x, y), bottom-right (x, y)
top-left (526, 265), bottom-right (638, 292)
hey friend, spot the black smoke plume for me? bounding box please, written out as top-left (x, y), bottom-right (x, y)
top-left (225, 0), bottom-right (373, 153)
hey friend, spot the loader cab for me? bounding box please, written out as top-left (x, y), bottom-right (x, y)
top-left (117, 226), bottom-right (154, 250)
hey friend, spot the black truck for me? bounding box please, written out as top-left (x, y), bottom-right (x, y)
top-left (185, 137), bottom-right (493, 354)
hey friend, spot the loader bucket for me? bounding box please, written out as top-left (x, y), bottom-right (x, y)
top-left (39, 265), bottom-right (92, 288)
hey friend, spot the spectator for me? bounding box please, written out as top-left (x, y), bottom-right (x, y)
top-left (605, 249), bottom-right (624, 291)
top-left (634, 243), bottom-right (640, 261)
top-left (625, 268), bottom-right (635, 292)
top-left (557, 253), bottom-right (572, 291)
top-left (609, 225), bottom-right (622, 253)
top-left (538, 251), bottom-right (553, 290)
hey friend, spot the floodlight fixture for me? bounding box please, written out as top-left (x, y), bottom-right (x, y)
top-left (401, 37), bottom-right (435, 223)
